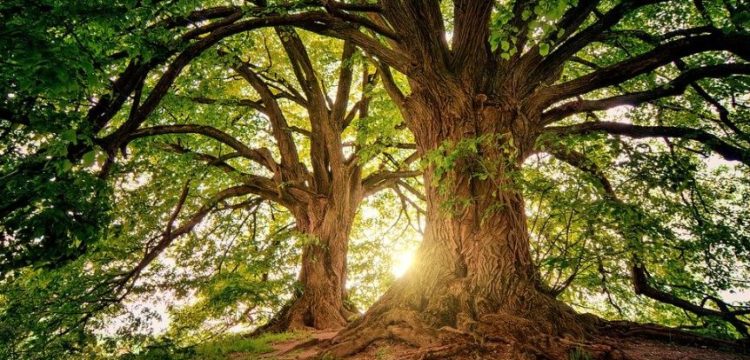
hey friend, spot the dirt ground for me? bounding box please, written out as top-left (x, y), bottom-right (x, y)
top-left (234, 330), bottom-right (749, 360)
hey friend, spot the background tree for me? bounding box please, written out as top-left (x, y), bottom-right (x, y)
top-left (2, 0), bottom-right (422, 355)
top-left (119, 27), bottom-right (419, 330)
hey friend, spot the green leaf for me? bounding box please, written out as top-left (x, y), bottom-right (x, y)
top-left (501, 40), bottom-right (510, 51)
top-left (539, 42), bottom-right (550, 56)
top-left (82, 151), bottom-right (96, 167)
top-left (522, 9), bottom-right (532, 21)
top-left (60, 159), bottom-right (73, 173)
top-left (61, 129), bottom-right (77, 144)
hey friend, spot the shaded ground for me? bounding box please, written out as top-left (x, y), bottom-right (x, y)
top-left (229, 330), bottom-right (337, 360)
top-left (228, 329), bottom-right (748, 360)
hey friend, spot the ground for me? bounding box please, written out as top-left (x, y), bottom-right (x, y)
top-left (220, 329), bottom-right (749, 360)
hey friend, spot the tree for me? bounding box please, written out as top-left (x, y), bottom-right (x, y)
top-left (2, 0), bottom-right (418, 333)
top-left (2, 0), bottom-right (750, 358)
top-left (318, 1), bottom-right (750, 355)
top-left (319, 1), bottom-right (750, 357)
top-left (120, 28), bottom-right (419, 330)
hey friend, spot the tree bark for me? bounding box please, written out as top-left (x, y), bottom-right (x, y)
top-left (260, 172), bottom-right (362, 331)
top-left (328, 86), bottom-right (594, 358)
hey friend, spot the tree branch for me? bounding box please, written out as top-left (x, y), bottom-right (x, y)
top-left (536, 32), bottom-right (750, 107)
top-left (530, 0), bottom-right (664, 88)
top-left (125, 124), bottom-right (279, 172)
top-left (362, 169), bottom-right (421, 197)
top-left (182, 96), bottom-right (266, 112)
top-left (118, 185), bottom-right (259, 292)
top-left (546, 121), bottom-right (750, 165)
top-left (546, 143), bottom-right (750, 336)
top-left (541, 64), bottom-right (750, 123)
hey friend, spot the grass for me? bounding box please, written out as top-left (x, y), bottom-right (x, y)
top-left (568, 347), bottom-right (593, 360)
top-left (375, 346), bottom-right (392, 360)
top-left (191, 331), bottom-right (307, 359)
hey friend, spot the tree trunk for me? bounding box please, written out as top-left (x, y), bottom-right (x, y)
top-left (260, 173), bottom-right (362, 331)
top-left (328, 86), bottom-right (596, 358)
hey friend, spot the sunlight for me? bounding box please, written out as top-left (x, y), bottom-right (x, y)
top-left (391, 248), bottom-right (416, 278)
top-left (604, 105), bottom-right (633, 121)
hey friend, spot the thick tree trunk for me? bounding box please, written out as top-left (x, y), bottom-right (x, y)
top-left (261, 174), bottom-right (362, 331)
top-left (286, 207), bottom-right (357, 330)
top-left (328, 88), bottom-right (595, 358)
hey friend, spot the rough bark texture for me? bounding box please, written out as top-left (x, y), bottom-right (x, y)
top-left (263, 175), bottom-right (363, 331)
top-left (327, 79), bottom-right (596, 358)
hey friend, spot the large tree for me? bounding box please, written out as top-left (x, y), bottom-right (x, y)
top-left (1, 0), bottom-right (418, 336)
top-left (3, 0), bottom-right (750, 358)
top-left (121, 28), bottom-right (419, 330)
top-left (320, 1), bottom-right (750, 357)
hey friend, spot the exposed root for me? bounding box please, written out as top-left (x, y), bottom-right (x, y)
top-left (319, 276), bottom-right (747, 359)
top-left (325, 308), bottom-right (435, 357)
top-left (599, 320), bottom-right (749, 353)
top-left (253, 295), bottom-right (354, 334)
top-left (323, 301), bottom-right (613, 359)
top-left (321, 274), bottom-right (608, 359)
top-left (278, 337), bottom-right (322, 356)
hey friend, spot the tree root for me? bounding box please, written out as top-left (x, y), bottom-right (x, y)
top-left (324, 308), bottom-right (435, 357)
top-left (599, 320), bottom-right (749, 353)
top-left (320, 282), bottom-right (747, 359)
top-left (277, 337), bottom-right (322, 356)
top-left (252, 295), bottom-right (353, 335)
top-left (322, 304), bottom-right (622, 359)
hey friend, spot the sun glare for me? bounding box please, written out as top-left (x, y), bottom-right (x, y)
top-left (391, 248), bottom-right (416, 278)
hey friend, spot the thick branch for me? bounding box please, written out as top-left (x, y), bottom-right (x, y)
top-left (125, 124), bottom-right (279, 172)
top-left (542, 64), bottom-right (750, 123)
top-left (536, 32), bottom-right (750, 106)
top-left (546, 121), bottom-right (750, 165)
top-left (450, 0), bottom-right (493, 72)
top-left (332, 41), bottom-right (357, 126)
top-left (231, 58), bottom-right (304, 178)
top-left (276, 27), bottom-right (339, 191)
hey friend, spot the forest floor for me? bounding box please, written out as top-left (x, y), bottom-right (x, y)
top-left (226, 329), bottom-right (750, 360)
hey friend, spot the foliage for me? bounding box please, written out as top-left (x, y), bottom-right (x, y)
top-left (0, 0), bottom-right (205, 273)
top-left (525, 123), bottom-right (750, 338)
top-left (1, 0), bottom-right (749, 358)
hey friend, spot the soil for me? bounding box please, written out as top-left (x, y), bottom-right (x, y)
top-left (233, 329), bottom-right (749, 360)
